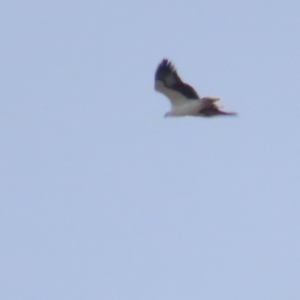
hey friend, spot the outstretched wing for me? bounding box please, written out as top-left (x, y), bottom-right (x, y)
top-left (154, 59), bottom-right (200, 106)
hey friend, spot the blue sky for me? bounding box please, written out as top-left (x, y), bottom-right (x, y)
top-left (1, 1), bottom-right (300, 299)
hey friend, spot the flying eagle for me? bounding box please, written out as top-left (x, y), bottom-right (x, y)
top-left (154, 59), bottom-right (236, 117)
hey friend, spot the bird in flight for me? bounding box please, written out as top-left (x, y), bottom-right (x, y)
top-left (154, 59), bottom-right (236, 117)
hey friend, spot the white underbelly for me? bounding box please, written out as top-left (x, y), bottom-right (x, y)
top-left (171, 100), bottom-right (204, 116)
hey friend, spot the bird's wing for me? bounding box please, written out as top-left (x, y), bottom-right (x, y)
top-left (154, 59), bottom-right (200, 106)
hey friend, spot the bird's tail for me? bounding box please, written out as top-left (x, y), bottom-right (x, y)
top-left (218, 111), bottom-right (237, 116)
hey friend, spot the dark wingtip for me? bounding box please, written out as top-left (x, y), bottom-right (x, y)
top-left (160, 58), bottom-right (170, 65)
top-left (155, 58), bottom-right (176, 80)
top-left (157, 58), bottom-right (170, 69)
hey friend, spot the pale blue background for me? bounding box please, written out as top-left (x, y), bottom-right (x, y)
top-left (1, 1), bottom-right (300, 299)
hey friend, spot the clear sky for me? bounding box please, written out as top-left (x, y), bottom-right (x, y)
top-left (1, 1), bottom-right (300, 299)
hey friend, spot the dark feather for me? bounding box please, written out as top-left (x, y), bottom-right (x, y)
top-left (155, 59), bottom-right (199, 99)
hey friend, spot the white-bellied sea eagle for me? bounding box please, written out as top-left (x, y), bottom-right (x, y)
top-left (154, 59), bottom-right (236, 117)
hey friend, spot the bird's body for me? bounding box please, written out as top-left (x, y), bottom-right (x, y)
top-left (154, 59), bottom-right (236, 118)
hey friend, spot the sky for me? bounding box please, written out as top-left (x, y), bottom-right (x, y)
top-left (1, 1), bottom-right (300, 299)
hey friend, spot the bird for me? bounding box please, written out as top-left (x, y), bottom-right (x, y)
top-left (154, 59), bottom-right (236, 117)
